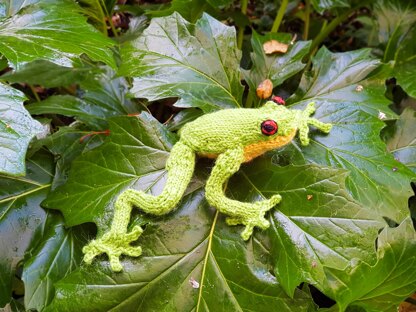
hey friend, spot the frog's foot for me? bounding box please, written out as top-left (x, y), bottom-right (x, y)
top-left (298, 102), bottom-right (332, 146)
top-left (225, 194), bottom-right (282, 240)
top-left (83, 225), bottom-right (143, 272)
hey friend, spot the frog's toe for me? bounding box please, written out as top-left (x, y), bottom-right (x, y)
top-left (123, 245), bottom-right (142, 257)
top-left (109, 254), bottom-right (123, 272)
top-left (125, 225), bottom-right (144, 241)
top-left (241, 224), bottom-right (255, 241)
top-left (268, 194), bottom-right (282, 208)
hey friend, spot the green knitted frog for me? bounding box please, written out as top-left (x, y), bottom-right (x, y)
top-left (83, 101), bottom-right (332, 272)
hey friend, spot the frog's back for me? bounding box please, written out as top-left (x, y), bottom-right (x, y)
top-left (179, 108), bottom-right (263, 154)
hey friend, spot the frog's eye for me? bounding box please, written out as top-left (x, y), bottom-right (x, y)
top-left (261, 120), bottom-right (278, 136)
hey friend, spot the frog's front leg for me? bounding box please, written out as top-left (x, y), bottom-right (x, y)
top-left (298, 102), bottom-right (332, 145)
top-left (83, 141), bottom-right (196, 271)
top-left (205, 146), bottom-right (281, 240)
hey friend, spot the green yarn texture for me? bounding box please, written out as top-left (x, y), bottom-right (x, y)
top-left (83, 101), bottom-right (332, 271)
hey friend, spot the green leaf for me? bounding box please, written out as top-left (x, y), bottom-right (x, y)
top-left (393, 27), bottom-right (416, 98)
top-left (286, 47), bottom-right (415, 223)
top-left (373, 0), bottom-right (416, 62)
top-left (78, 0), bottom-right (108, 34)
top-left (234, 162), bottom-right (384, 297)
top-left (325, 218), bottom-right (416, 311)
top-left (0, 60), bottom-right (103, 88)
top-left (26, 68), bottom-right (138, 129)
top-left (119, 12), bottom-right (244, 112)
top-left (243, 31), bottom-right (311, 106)
top-left (0, 82), bottom-right (42, 176)
top-left (0, 151), bottom-right (53, 307)
top-left (0, 0), bottom-right (115, 70)
top-left (44, 192), bottom-right (315, 312)
top-left (386, 108), bottom-right (416, 173)
top-left (43, 114), bottom-right (177, 230)
top-left (32, 125), bottom-right (106, 188)
top-left (148, 0), bottom-right (209, 23)
top-left (21, 214), bottom-right (88, 311)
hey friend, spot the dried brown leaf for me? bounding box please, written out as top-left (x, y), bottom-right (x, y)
top-left (263, 40), bottom-right (289, 54)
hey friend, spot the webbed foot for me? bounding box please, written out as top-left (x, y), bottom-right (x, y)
top-left (225, 194), bottom-right (282, 240)
top-left (83, 225), bottom-right (143, 272)
top-left (298, 102), bottom-right (332, 146)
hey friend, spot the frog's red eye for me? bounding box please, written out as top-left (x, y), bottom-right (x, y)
top-left (261, 120), bottom-right (278, 136)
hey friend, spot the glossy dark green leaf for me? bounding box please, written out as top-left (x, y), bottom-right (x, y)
top-left (373, 0), bottom-right (416, 62)
top-left (33, 125), bottom-right (106, 188)
top-left (41, 112), bottom-right (319, 311)
top-left (44, 190), bottom-right (315, 312)
top-left (0, 60), bottom-right (102, 88)
top-left (148, 0), bottom-right (209, 23)
top-left (0, 1), bottom-right (115, 69)
top-left (393, 27), bottom-right (416, 98)
top-left (243, 31), bottom-right (311, 106)
top-left (387, 108), bottom-right (416, 173)
top-left (233, 161), bottom-right (383, 298)
top-left (119, 12), bottom-right (243, 112)
top-left (286, 47), bottom-right (415, 223)
top-left (26, 68), bottom-right (138, 129)
top-left (21, 214), bottom-right (88, 311)
top-left (324, 218), bottom-right (416, 311)
top-left (0, 151), bottom-right (53, 307)
top-left (43, 114), bottom-right (177, 230)
top-left (0, 82), bottom-right (42, 176)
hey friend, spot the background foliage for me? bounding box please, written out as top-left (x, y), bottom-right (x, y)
top-left (0, 0), bottom-right (415, 311)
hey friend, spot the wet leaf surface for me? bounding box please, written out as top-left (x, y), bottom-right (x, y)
top-left (0, 82), bottom-right (42, 175)
top-left (119, 13), bottom-right (243, 112)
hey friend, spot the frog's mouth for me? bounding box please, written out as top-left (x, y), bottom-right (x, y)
top-left (242, 128), bottom-right (297, 162)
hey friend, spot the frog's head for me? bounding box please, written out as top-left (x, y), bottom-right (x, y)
top-left (259, 101), bottom-right (301, 136)
top-left (259, 101), bottom-right (332, 146)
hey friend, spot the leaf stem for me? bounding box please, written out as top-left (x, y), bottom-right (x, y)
top-left (29, 85), bottom-right (41, 102)
top-left (245, 92), bottom-right (254, 108)
top-left (309, 9), bottom-right (352, 53)
top-left (100, 0), bottom-right (118, 37)
top-left (237, 0), bottom-right (249, 49)
top-left (271, 0), bottom-right (289, 33)
top-left (303, 0), bottom-right (311, 40)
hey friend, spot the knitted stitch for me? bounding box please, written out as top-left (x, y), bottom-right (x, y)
top-left (82, 101), bottom-right (332, 271)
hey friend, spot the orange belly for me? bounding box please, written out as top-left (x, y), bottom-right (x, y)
top-left (197, 129), bottom-right (296, 163)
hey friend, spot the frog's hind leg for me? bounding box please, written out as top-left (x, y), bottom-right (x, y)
top-left (205, 146), bottom-right (281, 241)
top-left (83, 141), bottom-right (195, 271)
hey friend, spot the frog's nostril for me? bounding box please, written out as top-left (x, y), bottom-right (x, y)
top-left (261, 120), bottom-right (278, 136)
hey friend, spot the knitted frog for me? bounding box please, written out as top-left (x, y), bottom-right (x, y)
top-left (83, 101), bottom-right (332, 272)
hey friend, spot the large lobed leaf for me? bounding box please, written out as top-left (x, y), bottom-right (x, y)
top-left (42, 116), bottom-right (331, 311)
top-left (284, 47), bottom-right (415, 224)
top-left (119, 12), bottom-right (243, 112)
top-left (25, 67), bottom-right (138, 129)
top-left (234, 161), bottom-right (384, 297)
top-left (43, 107), bottom-right (414, 311)
top-left (0, 82), bottom-right (42, 175)
top-left (0, 0), bottom-right (115, 69)
top-left (43, 114), bottom-right (178, 230)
